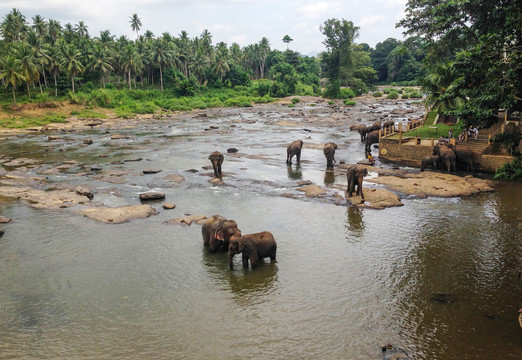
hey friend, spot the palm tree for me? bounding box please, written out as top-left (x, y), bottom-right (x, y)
top-left (0, 55), bottom-right (26, 104)
top-left (47, 19), bottom-right (62, 44)
top-left (1, 8), bottom-right (27, 42)
top-left (258, 37), bottom-right (270, 78)
top-left (60, 43), bottom-right (85, 92)
top-left (189, 49), bottom-right (208, 84)
top-left (75, 21), bottom-right (89, 39)
top-left (26, 31), bottom-right (50, 91)
top-left (422, 62), bottom-right (465, 114)
top-left (121, 44), bottom-right (142, 89)
top-left (89, 43), bottom-right (114, 87)
top-left (129, 14), bottom-right (142, 39)
top-left (214, 48), bottom-right (230, 82)
top-left (14, 42), bottom-right (41, 98)
top-left (46, 45), bottom-right (61, 96)
top-left (282, 35), bottom-right (293, 50)
top-left (32, 15), bottom-right (47, 38)
top-left (149, 38), bottom-right (175, 90)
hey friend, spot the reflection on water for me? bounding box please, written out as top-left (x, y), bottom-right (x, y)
top-left (286, 164), bottom-right (302, 180)
top-left (346, 207), bottom-right (365, 238)
top-left (323, 170), bottom-right (335, 185)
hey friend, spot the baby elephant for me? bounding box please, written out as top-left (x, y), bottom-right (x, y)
top-left (228, 231), bottom-right (277, 270)
top-left (286, 140), bottom-right (303, 165)
top-left (420, 155), bottom-right (439, 171)
top-left (323, 142), bottom-right (337, 170)
top-left (209, 151), bottom-right (224, 178)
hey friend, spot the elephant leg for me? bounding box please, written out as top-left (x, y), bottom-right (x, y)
top-left (218, 164), bottom-right (222, 177)
top-left (296, 152), bottom-right (301, 163)
top-left (242, 253), bottom-right (249, 268)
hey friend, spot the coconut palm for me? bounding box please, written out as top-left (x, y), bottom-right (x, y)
top-left (121, 44), bottom-right (142, 89)
top-left (26, 31), bottom-right (51, 91)
top-left (75, 21), bottom-right (89, 39)
top-left (45, 45), bottom-right (61, 96)
top-left (32, 15), bottom-right (47, 38)
top-left (422, 62), bottom-right (465, 114)
top-left (258, 37), bottom-right (270, 78)
top-left (149, 38), bottom-right (175, 90)
top-left (47, 19), bottom-right (62, 44)
top-left (282, 35), bottom-right (293, 50)
top-left (60, 43), bottom-right (85, 92)
top-left (214, 48), bottom-right (230, 82)
top-left (189, 49), bottom-right (208, 83)
top-left (13, 42), bottom-right (41, 98)
top-left (1, 9), bottom-right (27, 42)
top-left (89, 43), bottom-right (114, 87)
top-left (0, 55), bottom-right (26, 104)
top-left (129, 14), bottom-right (142, 39)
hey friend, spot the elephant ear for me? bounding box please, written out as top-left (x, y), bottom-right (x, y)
top-left (363, 168), bottom-right (368, 176)
top-left (214, 228), bottom-right (225, 241)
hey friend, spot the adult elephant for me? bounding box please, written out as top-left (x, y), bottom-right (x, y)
top-left (420, 155), bottom-right (440, 171)
top-left (286, 140), bottom-right (303, 165)
top-left (433, 145), bottom-right (456, 173)
top-left (228, 231), bottom-right (277, 269)
top-left (323, 142), bottom-right (337, 170)
top-left (383, 120), bottom-right (395, 131)
top-left (452, 146), bottom-right (478, 172)
top-left (202, 215), bottom-right (241, 252)
top-left (209, 151), bottom-right (224, 178)
top-left (365, 130), bottom-right (380, 154)
top-left (369, 121), bottom-right (381, 132)
top-left (358, 126), bottom-right (369, 142)
top-left (346, 164), bottom-right (368, 200)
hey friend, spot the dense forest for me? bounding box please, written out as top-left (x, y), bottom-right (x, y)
top-left (0, 9), bottom-right (424, 105)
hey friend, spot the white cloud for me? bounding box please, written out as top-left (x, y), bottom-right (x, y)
top-left (296, 2), bottom-right (341, 20)
top-left (357, 15), bottom-right (387, 27)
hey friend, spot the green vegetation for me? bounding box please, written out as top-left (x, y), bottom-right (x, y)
top-left (386, 92), bottom-right (399, 99)
top-left (491, 123), bottom-right (521, 156)
top-left (495, 157), bottom-right (522, 181)
top-left (372, 91), bottom-right (383, 97)
top-left (0, 114), bottom-right (65, 128)
top-left (344, 99), bottom-right (356, 106)
top-left (400, 121), bottom-right (463, 139)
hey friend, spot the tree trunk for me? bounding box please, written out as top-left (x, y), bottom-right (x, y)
top-left (71, 76), bottom-right (75, 93)
top-left (159, 65), bottom-right (163, 91)
top-left (12, 87), bottom-right (16, 105)
top-left (54, 74), bottom-right (57, 96)
top-left (26, 82), bottom-right (31, 99)
top-left (128, 70), bottom-right (132, 90)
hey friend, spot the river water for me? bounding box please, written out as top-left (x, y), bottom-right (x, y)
top-left (0, 99), bottom-right (521, 359)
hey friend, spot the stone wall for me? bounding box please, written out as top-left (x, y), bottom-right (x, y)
top-left (378, 137), bottom-right (514, 172)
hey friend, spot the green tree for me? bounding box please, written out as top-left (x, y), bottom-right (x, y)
top-left (422, 62), bottom-right (465, 114)
top-left (89, 43), bottom-right (114, 87)
top-left (282, 35), bottom-right (293, 50)
top-left (370, 38), bottom-right (400, 82)
top-left (320, 18), bottom-right (359, 98)
top-left (14, 42), bottom-right (41, 98)
top-left (60, 42), bottom-right (85, 92)
top-left (149, 38), bottom-right (175, 90)
top-left (0, 55), bottom-right (26, 104)
top-left (129, 14), bottom-right (142, 39)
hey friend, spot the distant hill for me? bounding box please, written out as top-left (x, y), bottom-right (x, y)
top-left (306, 51), bottom-right (320, 58)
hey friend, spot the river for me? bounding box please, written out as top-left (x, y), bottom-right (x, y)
top-left (0, 98), bottom-right (521, 359)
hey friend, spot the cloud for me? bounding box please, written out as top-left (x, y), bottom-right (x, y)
top-left (296, 1), bottom-right (341, 20)
top-left (357, 15), bottom-right (387, 27)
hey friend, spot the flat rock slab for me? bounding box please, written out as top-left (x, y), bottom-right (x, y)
top-left (297, 184), bottom-right (327, 197)
top-left (162, 203), bottom-right (176, 209)
top-left (166, 214), bottom-right (207, 226)
top-left (111, 134), bottom-right (130, 140)
top-left (0, 186), bottom-right (91, 209)
top-left (366, 171), bottom-right (494, 197)
top-left (79, 205), bottom-right (158, 224)
top-left (0, 216), bottom-right (11, 223)
top-left (139, 192), bottom-right (166, 201)
top-left (163, 174), bottom-right (185, 184)
top-left (347, 188), bottom-right (404, 209)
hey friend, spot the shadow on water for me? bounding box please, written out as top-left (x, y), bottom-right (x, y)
top-left (346, 207), bottom-right (365, 238)
top-left (323, 170), bottom-right (335, 185)
top-left (286, 164), bottom-right (302, 180)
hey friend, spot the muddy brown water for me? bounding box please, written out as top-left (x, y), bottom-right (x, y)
top-left (0, 99), bottom-right (521, 359)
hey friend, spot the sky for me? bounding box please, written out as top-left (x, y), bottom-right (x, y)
top-left (0, 0), bottom-right (408, 55)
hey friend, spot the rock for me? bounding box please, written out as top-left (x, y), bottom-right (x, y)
top-left (209, 126), bottom-right (218, 129)
top-left (143, 169), bottom-right (162, 174)
top-left (75, 186), bottom-right (94, 200)
top-left (296, 180), bottom-right (312, 186)
top-left (185, 169), bottom-right (199, 173)
top-left (0, 186), bottom-right (91, 209)
top-left (197, 113), bottom-right (208, 117)
top-left (349, 188), bottom-right (403, 209)
top-left (297, 184), bottom-right (327, 197)
top-left (0, 216), bottom-right (12, 223)
top-left (83, 139), bottom-right (93, 145)
top-left (111, 134), bottom-right (129, 140)
top-left (210, 178), bottom-right (224, 185)
top-left (78, 205), bottom-right (158, 224)
top-left (90, 165), bottom-right (102, 171)
top-left (227, 148), bottom-right (239, 153)
top-left (139, 192), bottom-right (166, 201)
top-left (162, 203), bottom-right (176, 210)
top-left (165, 214), bottom-right (207, 226)
top-left (48, 136), bottom-right (61, 141)
top-left (0, 227), bottom-right (3, 238)
top-left (163, 174), bottom-right (185, 183)
top-left (124, 158), bottom-right (143, 162)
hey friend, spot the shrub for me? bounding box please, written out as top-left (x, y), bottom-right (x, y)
top-left (295, 82), bottom-right (315, 96)
top-left (224, 97), bottom-right (253, 107)
top-left (344, 99), bottom-right (356, 106)
top-left (291, 97), bottom-right (301, 104)
top-left (495, 156), bottom-right (522, 180)
top-left (372, 91), bottom-right (383, 97)
top-left (89, 89), bottom-right (113, 108)
top-left (340, 88), bottom-right (356, 99)
top-left (401, 93), bottom-right (410, 99)
top-left (409, 91), bottom-right (421, 98)
top-left (114, 107), bottom-right (136, 119)
top-left (328, 100), bottom-right (335, 105)
top-left (67, 91), bottom-right (89, 105)
top-left (386, 92), bottom-right (399, 99)
top-left (253, 80), bottom-right (273, 97)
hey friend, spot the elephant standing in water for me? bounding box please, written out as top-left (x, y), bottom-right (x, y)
top-left (365, 130), bottom-right (380, 154)
top-left (323, 142), bottom-right (337, 170)
top-left (228, 231), bottom-right (277, 269)
top-left (420, 155), bottom-right (440, 171)
top-left (202, 215), bottom-right (241, 252)
top-left (346, 164), bottom-right (368, 200)
top-left (286, 140), bottom-right (303, 165)
top-left (433, 145), bottom-right (456, 173)
top-left (209, 151), bottom-right (224, 178)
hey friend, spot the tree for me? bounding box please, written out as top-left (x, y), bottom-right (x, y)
top-left (0, 55), bottom-right (26, 104)
top-left (370, 38), bottom-right (400, 82)
top-left (149, 38), bottom-right (175, 90)
top-left (32, 15), bottom-right (47, 38)
top-left (320, 18), bottom-right (359, 98)
top-left (60, 42), bottom-right (85, 92)
top-left (258, 37), bottom-right (270, 78)
top-left (282, 35), bottom-right (293, 50)
top-left (129, 14), bottom-right (142, 39)
top-left (422, 62), bottom-right (465, 114)
top-left (14, 42), bottom-right (41, 98)
top-left (89, 43), bottom-right (114, 87)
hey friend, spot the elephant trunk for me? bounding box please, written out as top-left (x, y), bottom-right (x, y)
top-left (228, 251), bottom-right (234, 270)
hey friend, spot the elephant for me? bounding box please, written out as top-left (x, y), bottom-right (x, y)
top-left (452, 146), bottom-right (478, 172)
top-left (286, 140), bottom-right (303, 165)
top-left (323, 142), bottom-right (337, 170)
top-left (369, 121), bottom-right (381, 132)
top-left (202, 215), bottom-right (241, 252)
top-left (420, 155), bottom-right (440, 171)
top-left (432, 145), bottom-right (456, 173)
top-left (382, 120), bottom-right (395, 131)
top-left (365, 130), bottom-right (380, 154)
top-left (209, 151), bottom-right (224, 178)
top-left (358, 126), bottom-right (369, 142)
top-left (346, 164), bottom-right (368, 200)
top-left (228, 231), bottom-right (277, 269)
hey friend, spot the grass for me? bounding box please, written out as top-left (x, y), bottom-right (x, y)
top-left (0, 114), bottom-right (66, 128)
top-left (396, 121), bottom-right (464, 139)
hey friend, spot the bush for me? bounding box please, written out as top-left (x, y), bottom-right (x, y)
top-left (340, 88), bottom-right (356, 99)
top-left (295, 82), bottom-right (315, 96)
top-left (409, 91), bottom-right (422, 98)
top-left (291, 97), bottom-right (301, 104)
top-left (344, 99), bottom-right (356, 106)
top-left (253, 80), bottom-right (273, 97)
top-left (89, 89), bottom-right (113, 108)
top-left (386, 92), bottom-right (399, 99)
top-left (401, 93), bottom-right (410, 99)
top-left (372, 91), bottom-right (383, 97)
top-left (328, 100), bottom-right (335, 105)
top-left (67, 91), bottom-right (89, 105)
top-left (492, 123), bottom-right (521, 156)
top-left (495, 156), bottom-right (522, 180)
top-left (224, 97), bottom-right (253, 107)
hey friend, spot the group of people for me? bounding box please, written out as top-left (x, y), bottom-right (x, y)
top-left (437, 125), bottom-right (479, 145)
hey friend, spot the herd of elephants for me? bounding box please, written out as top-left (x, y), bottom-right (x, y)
top-left (204, 118), bottom-right (481, 270)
